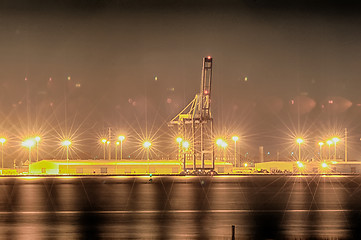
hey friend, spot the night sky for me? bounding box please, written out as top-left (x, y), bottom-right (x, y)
top-left (1, 0), bottom-right (361, 163)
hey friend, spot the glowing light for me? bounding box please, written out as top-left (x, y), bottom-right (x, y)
top-left (116, 141), bottom-right (120, 145)
top-left (0, 138), bottom-right (6, 144)
top-left (297, 162), bottom-right (304, 168)
top-left (207, 56), bottom-right (211, 59)
top-left (296, 138), bottom-right (303, 144)
top-left (244, 163), bottom-right (248, 167)
top-left (22, 139), bottom-right (35, 148)
top-left (35, 136), bottom-right (41, 142)
top-left (101, 139), bottom-right (107, 143)
top-left (176, 137), bottom-right (183, 143)
top-left (322, 162), bottom-right (328, 168)
top-left (327, 140), bottom-right (333, 145)
top-left (216, 138), bottom-right (224, 146)
top-left (182, 141), bottom-right (190, 149)
top-left (143, 141), bottom-right (151, 148)
top-left (118, 135), bottom-right (125, 141)
top-left (221, 141), bottom-right (228, 148)
top-left (232, 136), bottom-right (239, 142)
top-left (107, 141), bottom-right (110, 144)
top-left (332, 137), bottom-right (340, 143)
top-left (318, 142), bottom-right (324, 146)
top-left (61, 140), bottom-right (71, 146)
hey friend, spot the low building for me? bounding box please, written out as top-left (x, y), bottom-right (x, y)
top-left (29, 160), bottom-right (233, 175)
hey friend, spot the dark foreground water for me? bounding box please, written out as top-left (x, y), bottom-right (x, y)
top-left (1, 175), bottom-right (361, 239)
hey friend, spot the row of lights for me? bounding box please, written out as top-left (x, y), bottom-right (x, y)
top-left (0, 136), bottom-right (72, 169)
top-left (296, 137), bottom-right (341, 161)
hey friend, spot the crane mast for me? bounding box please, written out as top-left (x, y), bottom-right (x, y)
top-left (169, 57), bottom-right (214, 172)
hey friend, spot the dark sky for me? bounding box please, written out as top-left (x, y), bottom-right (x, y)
top-left (1, 0), bottom-right (361, 162)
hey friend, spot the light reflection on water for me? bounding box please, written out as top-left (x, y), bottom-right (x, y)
top-left (0, 175), bottom-right (360, 239)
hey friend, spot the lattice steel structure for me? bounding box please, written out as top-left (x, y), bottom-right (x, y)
top-left (169, 57), bottom-right (214, 171)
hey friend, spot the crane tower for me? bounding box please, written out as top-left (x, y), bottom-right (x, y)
top-left (169, 56), bottom-right (214, 172)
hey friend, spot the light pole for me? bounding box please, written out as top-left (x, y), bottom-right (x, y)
top-left (22, 139), bottom-right (35, 171)
top-left (296, 138), bottom-right (303, 162)
top-left (143, 141), bottom-right (151, 174)
top-left (176, 137), bottom-right (182, 161)
top-left (182, 141), bottom-right (189, 170)
top-left (62, 140), bottom-right (71, 174)
top-left (107, 141), bottom-right (110, 160)
top-left (118, 135), bottom-right (125, 160)
top-left (35, 136), bottom-right (41, 162)
top-left (115, 141), bottom-right (119, 174)
top-left (216, 138), bottom-right (224, 161)
top-left (221, 141), bottom-right (228, 161)
top-left (333, 137), bottom-right (340, 161)
top-left (318, 142), bottom-right (324, 160)
top-left (0, 138), bottom-right (6, 169)
top-left (232, 136), bottom-right (239, 167)
top-left (327, 140), bottom-right (333, 160)
top-left (101, 139), bottom-right (107, 160)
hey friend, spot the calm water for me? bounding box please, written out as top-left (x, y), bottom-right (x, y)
top-left (0, 175), bottom-right (361, 239)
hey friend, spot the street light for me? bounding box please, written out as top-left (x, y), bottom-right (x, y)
top-left (332, 137), bottom-right (340, 161)
top-left (143, 141), bottom-right (152, 174)
top-left (327, 140), bottom-right (333, 160)
top-left (62, 140), bottom-right (71, 174)
top-left (232, 136), bottom-right (239, 167)
top-left (296, 138), bottom-right (303, 161)
top-left (118, 135), bottom-right (125, 160)
top-left (318, 142), bottom-right (324, 160)
top-left (176, 137), bottom-right (183, 161)
top-left (0, 138), bottom-right (6, 169)
top-left (35, 136), bottom-right (41, 162)
top-left (22, 139), bottom-right (35, 172)
top-left (101, 139), bottom-right (107, 160)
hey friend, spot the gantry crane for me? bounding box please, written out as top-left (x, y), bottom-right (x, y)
top-left (169, 56), bottom-right (214, 172)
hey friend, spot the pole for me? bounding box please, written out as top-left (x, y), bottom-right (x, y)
top-left (115, 143), bottom-right (118, 174)
top-left (103, 143), bottom-right (106, 160)
top-left (234, 141), bottom-right (237, 167)
top-left (147, 148), bottom-right (150, 174)
top-left (1, 143), bottom-right (3, 169)
top-left (334, 142), bottom-right (337, 161)
top-left (345, 128), bottom-right (348, 162)
top-left (29, 146), bottom-right (31, 165)
top-left (36, 142), bottom-right (39, 162)
top-left (115, 144), bottom-right (118, 161)
top-left (67, 145), bottom-right (69, 174)
top-left (121, 140), bottom-right (123, 160)
top-left (298, 143), bottom-right (301, 161)
top-left (232, 225), bottom-right (235, 240)
top-left (319, 145), bottom-right (322, 161)
top-left (328, 144), bottom-right (331, 160)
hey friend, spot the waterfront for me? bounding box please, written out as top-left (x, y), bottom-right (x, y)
top-left (0, 175), bottom-right (361, 239)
